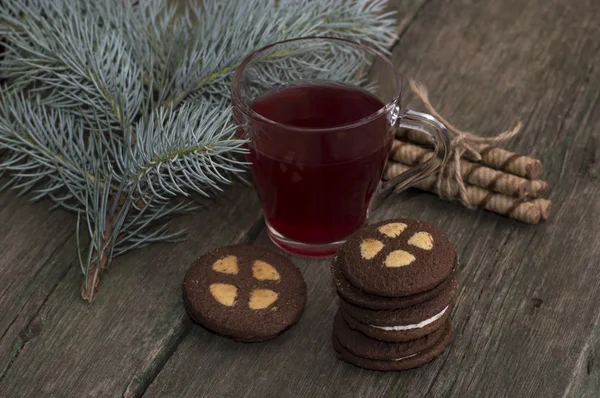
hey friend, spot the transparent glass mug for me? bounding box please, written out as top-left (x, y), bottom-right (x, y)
top-left (232, 37), bottom-right (450, 257)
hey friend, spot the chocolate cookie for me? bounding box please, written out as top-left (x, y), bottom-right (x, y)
top-left (333, 321), bottom-right (452, 371)
top-left (332, 252), bottom-right (456, 310)
top-left (182, 244), bottom-right (307, 342)
top-left (340, 277), bottom-right (457, 326)
top-left (341, 305), bottom-right (451, 342)
top-left (340, 219), bottom-right (456, 297)
top-left (332, 310), bottom-right (445, 361)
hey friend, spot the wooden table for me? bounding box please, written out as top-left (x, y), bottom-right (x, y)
top-left (1, 0), bottom-right (600, 396)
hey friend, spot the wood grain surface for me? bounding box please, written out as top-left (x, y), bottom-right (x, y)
top-left (0, 188), bottom-right (263, 397)
top-left (1, 0), bottom-right (600, 397)
top-left (0, 195), bottom-right (75, 378)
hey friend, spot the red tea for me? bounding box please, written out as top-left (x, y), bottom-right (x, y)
top-left (247, 81), bottom-right (393, 255)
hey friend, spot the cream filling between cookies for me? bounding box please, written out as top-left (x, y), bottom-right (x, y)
top-left (370, 306), bottom-right (448, 331)
top-left (391, 353), bottom-right (417, 362)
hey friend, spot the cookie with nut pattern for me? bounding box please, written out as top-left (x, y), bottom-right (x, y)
top-left (182, 244), bottom-right (307, 342)
top-left (340, 218), bottom-right (456, 297)
top-left (332, 252), bottom-right (457, 310)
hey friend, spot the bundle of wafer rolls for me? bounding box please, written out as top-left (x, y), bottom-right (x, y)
top-left (385, 128), bottom-right (551, 224)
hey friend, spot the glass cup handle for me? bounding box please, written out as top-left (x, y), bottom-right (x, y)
top-left (372, 109), bottom-right (451, 209)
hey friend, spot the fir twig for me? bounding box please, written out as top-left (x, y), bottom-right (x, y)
top-left (0, 0), bottom-right (397, 302)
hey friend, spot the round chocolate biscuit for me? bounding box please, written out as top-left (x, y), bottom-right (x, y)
top-left (341, 305), bottom-right (451, 342)
top-left (340, 277), bottom-right (457, 326)
top-left (333, 310), bottom-right (445, 361)
top-left (182, 244), bottom-right (307, 342)
top-left (340, 218), bottom-right (456, 297)
top-left (332, 252), bottom-right (457, 310)
top-left (333, 321), bottom-right (452, 371)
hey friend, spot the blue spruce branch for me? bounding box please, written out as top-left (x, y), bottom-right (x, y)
top-left (0, 0), bottom-right (397, 302)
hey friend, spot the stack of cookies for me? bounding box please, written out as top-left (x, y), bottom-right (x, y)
top-left (331, 218), bottom-right (457, 371)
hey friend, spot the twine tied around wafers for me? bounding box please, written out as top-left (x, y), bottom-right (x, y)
top-left (408, 79), bottom-right (523, 208)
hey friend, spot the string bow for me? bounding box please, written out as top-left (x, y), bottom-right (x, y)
top-left (408, 79), bottom-right (523, 207)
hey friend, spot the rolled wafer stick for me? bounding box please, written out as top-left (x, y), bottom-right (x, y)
top-left (390, 140), bottom-right (548, 198)
top-left (526, 180), bottom-right (549, 198)
top-left (396, 128), bottom-right (543, 180)
top-left (384, 161), bottom-right (551, 224)
top-left (529, 198), bottom-right (552, 220)
top-left (477, 143), bottom-right (543, 180)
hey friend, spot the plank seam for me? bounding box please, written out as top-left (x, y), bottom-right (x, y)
top-left (127, 214), bottom-right (266, 398)
top-left (0, 229), bottom-right (75, 381)
top-left (389, 0), bottom-right (436, 52)
top-left (562, 295), bottom-right (600, 397)
top-left (0, 256), bottom-right (76, 384)
top-left (9, 231), bottom-right (75, 317)
top-left (122, 320), bottom-right (193, 398)
top-left (0, 315), bottom-right (18, 342)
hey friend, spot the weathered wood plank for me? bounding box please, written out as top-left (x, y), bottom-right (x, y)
top-left (143, 0), bottom-right (600, 396)
top-left (0, 187), bottom-right (262, 397)
top-left (0, 191), bottom-right (75, 379)
top-left (390, 0), bottom-right (600, 394)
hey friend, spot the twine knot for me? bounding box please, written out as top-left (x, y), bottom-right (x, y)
top-left (408, 79), bottom-right (523, 208)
